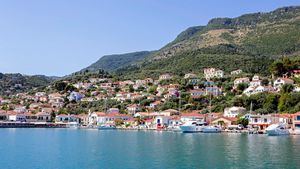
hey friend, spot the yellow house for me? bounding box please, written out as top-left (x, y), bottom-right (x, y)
top-left (211, 117), bottom-right (237, 127)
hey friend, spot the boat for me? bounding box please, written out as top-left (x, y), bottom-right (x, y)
top-left (67, 122), bottom-right (79, 129)
top-left (265, 123), bottom-right (289, 136)
top-left (98, 124), bottom-right (116, 130)
top-left (180, 121), bottom-right (206, 133)
top-left (202, 126), bottom-right (222, 133)
top-left (167, 125), bottom-right (181, 132)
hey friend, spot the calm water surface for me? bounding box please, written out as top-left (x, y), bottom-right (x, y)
top-left (0, 129), bottom-right (300, 169)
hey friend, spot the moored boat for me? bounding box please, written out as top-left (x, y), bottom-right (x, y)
top-left (265, 123), bottom-right (289, 136)
top-left (98, 124), bottom-right (116, 130)
top-left (180, 121), bottom-right (206, 133)
top-left (202, 126), bottom-right (222, 133)
top-left (67, 122), bottom-right (79, 129)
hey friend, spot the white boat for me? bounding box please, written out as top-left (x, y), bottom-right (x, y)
top-left (202, 126), bottom-right (222, 133)
top-left (180, 121), bottom-right (206, 133)
top-left (67, 122), bottom-right (79, 129)
top-left (167, 126), bottom-right (181, 132)
top-left (266, 123), bottom-right (289, 136)
top-left (98, 124), bottom-right (116, 130)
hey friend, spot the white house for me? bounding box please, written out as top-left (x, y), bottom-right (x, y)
top-left (273, 78), bottom-right (294, 89)
top-left (168, 116), bottom-right (182, 127)
top-left (127, 104), bottom-right (140, 115)
top-left (234, 77), bottom-right (250, 87)
top-left (184, 73), bottom-right (197, 79)
top-left (36, 112), bottom-right (51, 122)
top-left (244, 114), bottom-right (272, 130)
top-left (249, 75), bottom-right (261, 87)
top-left (107, 108), bottom-right (120, 114)
top-left (8, 112), bottom-right (26, 122)
top-left (154, 115), bottom-right (172, 128)
top-left (96, 113), bottom-right (131, 125)
top-left (159, 74), bottom-right (172, 81)
top-left (204, 68), bottom-right (224, 80)
top-left (231, 69), bottom-right (243, 75)
top-left (224, 107), bottom-right (246, 118)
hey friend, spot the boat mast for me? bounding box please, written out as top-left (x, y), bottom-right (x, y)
top-left (208, 85), bottom-right (212, 124)
top-left (178, 91), bottom-right (181, 113)
top-left (104, 97), bottom-right (107, 114)
top-left (250, 101), bottom-right (253, 114)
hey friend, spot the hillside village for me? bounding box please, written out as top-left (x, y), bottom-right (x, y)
top-left (1, 57), bottom-right (300, 132)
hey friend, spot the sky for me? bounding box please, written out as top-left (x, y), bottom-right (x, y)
top-left (0, 0), bottom-right (299, 76)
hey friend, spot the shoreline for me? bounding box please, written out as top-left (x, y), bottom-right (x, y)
top-left (1, 123), bottom-right (300, 135)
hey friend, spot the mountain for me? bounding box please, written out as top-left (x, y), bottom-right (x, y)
top-left (78, 6), bottom-right (300, 79)
top-left (80, 51), bottom-right (153, 73)
top-left (114, 6), bottom-right (300, 79)
top-left (0, 73), bottom-right (57, 95)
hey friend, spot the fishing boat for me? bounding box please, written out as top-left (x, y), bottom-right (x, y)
top-left (265, 123), bottom-right (289, 136)
top-left (98, 124), bottom-right (116, 130)
top-left (180, 121), bottom-right (206, 133)
top-left (202, 126), bottom-right (222, 133)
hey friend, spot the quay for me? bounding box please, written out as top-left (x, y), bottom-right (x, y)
top-left (0, 122), bottom-right (67, 128)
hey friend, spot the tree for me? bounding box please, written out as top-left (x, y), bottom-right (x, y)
top-left (278, 94), bottom-right (289, 112)
top-left (263, 94), bottom-right (279, 113)
top-left (54, 81), bottom-right (67, 91)
top-left (129, 85), bottom-right (134, 93)
top-left (237, 118), bottom-right (249, 127)
top-left (114, 119), bottom-right (124, 126)
top-left (237, 83), bottom-right (248, 92)
top-left (148, 85), bottom-right (157, 94)
top-left (281, 84), bottom-right (294, 93)
top-left (114, 87), bottom-right (121, 93)
top-left (261, 78), bottom-right (269, 86)
top-left (65, 84), bottom-right (77, 92)
top-left (270, 60), bottom-right (285, 76)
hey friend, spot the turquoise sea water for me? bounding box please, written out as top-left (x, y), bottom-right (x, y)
top-left (0, 129), bottom-right (300, 169)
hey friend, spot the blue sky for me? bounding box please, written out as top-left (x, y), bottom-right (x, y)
top-left (0, 0), bottom-right (299, 76)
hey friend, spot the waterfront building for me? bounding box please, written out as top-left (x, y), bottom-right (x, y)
top-left (154, 115), bottom-right (172, 129)
top-left (211, 117), bottom-right (238, 127)
top-left (180, 112), bottom-right (206, 123)
top-left (8, 111), bottom-right (26, 122)
top-left (292, 112), bottom-right (300, 133)
top-left (246, 114), bottom-right (272, 130)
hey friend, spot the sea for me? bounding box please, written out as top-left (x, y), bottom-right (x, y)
top-left (0, 129), bottom-right (299, 169)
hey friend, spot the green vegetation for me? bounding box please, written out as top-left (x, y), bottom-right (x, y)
top-left (108, 6), bottom-right (300, 79)
top-left (80, 51), bottom-right (153, 73)
top-left (0, 73), bottom-right (56, 95)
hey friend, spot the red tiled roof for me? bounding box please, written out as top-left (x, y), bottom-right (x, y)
top-left (213, 116), bottom-right (238, 122)
top-left (181, 112), bottom-right (205, 118)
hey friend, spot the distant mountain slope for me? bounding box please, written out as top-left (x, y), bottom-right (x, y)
top-left (151, 6), bottom-right (300, 60)
top-left (0, 73), bottom-right (57, 95)
top-left (114, 6), bottom-right (300, 79)
top-left (81, 51), bottom-right (153, 72)
top-left (77, 6), bottom-right (300, 79)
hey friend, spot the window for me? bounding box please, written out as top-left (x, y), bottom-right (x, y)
top-left (254, 118), bottom-right (258, 123)
top-left (264, 119), bottom-right (268, 123)
top-left (297, 116), bottom-right (300, 121)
